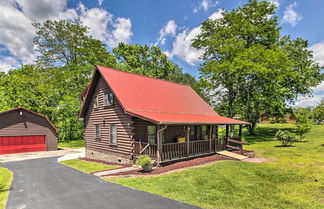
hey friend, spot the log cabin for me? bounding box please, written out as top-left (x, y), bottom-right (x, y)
top-left (79, 65), bottom-right (249, 164)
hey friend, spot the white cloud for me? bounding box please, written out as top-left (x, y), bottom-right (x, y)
top-left (111, 17), bottom-right (133, 46)
top-left (309, 42), bottom-right (324, 66)
top-left (0, 57), bottom-right (21, 73)
top-left (295, 82), bottom-right (324, 107)
top-left (171, 27), bottom-right (203, 65)
top-left (98, 0), bottom-right (104, 6)
top-left (0, 0), bottom-right (133, 72)
top-left (168, 9), bottom-right (223, 65)
top-left (294, 71), bottom-right (324, 107)
top-left (208, 9), bottom-right (223, 20)
top-left (282, 2), bottom-right (302, 26)
top-left (14, 0), bottom-right (66, 21)
top-left (267, 0), bottom-right (280, 8)
top-left (0, 1), bottom-right (37, 64)
top-left (194, 0), bottom-right (218, 13)
top-left (156, 20), bottom-right (177, 45)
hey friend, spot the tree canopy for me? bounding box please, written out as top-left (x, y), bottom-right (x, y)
top-left (112, 43), bottom-right (197, 86)
top-left (0, 19), bottom-right (200, 141)
top-left (193, 0), bottom-right (323, 134)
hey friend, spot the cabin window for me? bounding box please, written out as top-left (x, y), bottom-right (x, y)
top-left (202, 125), bottom-right (208, 140)
top-left (93, 95), bottom-right (99, 108)
top-left (104, 92), bottom-right (114, 106)
top-left (190, 126), bottom-right (195, 136)
top-left (110, 124), bottom-right (117, 144)
top-left (95, 124), bottom-right (101, 139)
top-left (196, 126), bottom-right (202, 140)
top-left (211, 125), bottom-right (218, 139)
top-left (147, 125), bottom-right (156, 144)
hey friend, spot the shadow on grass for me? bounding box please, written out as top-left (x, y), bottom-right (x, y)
top-left (274, 145), bottom-right (296, 147)
top-left (0, 183), bottom-right (9, 193)
top-left (244, 125), bottom-right (295, 144)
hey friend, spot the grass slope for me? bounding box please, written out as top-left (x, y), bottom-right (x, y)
top-left (107, 124), bottom-right (324, 209)
top-left (60, 159), bottom-right (120, 173)
top-left (0, 167), bottom-right (13, 209)
top-left (58, 140), bottom-right (84, 149)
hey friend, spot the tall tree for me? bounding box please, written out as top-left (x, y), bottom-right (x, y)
top-left (31, 19), bottom-right (119, 141)
top-left (33, 19), bottom-right (115, 69)
top-left (112, 43), bottom-right (198, 87)
top-left (313, 99), bottom-right (324, 124)
top-left (193, 0), bottom-right (323, 134)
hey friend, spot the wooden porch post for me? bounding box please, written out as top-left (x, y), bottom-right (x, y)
top-left (186, 126), bottom-right (190, 156)
top-left (239, 125), bottom-right (243, 139)
top-left (225, 125), bottom-right (229, 139)
top-left (239, 124), bottom-right (243, 154)
top-left (156, 125), bottom-right (163, 163)
top-left (215, 125), bottom-right (218, 152)
top-left (225, 124), bottom-right (229, 149)
top-left (209, 125), bottom-right (212, 152)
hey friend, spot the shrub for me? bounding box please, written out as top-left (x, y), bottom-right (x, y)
top-left (275, 130), bottom-right (296, 147)
top-left (135, 155), bottom-right (154, 167)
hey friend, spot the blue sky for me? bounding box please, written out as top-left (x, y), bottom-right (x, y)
top-left (0, 0), bottom-right (323, 106)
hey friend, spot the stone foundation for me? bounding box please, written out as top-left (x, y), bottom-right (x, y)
top-left (85, 149), bottom-right (133, 164)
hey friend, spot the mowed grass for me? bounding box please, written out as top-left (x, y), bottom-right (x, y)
top-left (58, 140), bottom-right (84, 149)
top-left (0, 167), bottom-right (13, 209)
top-left (106, 124), bottom-right (324, 209)
top-left (60, 159), bottom-right (120, 173)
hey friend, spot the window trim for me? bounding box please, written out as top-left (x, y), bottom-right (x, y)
top-left (104, 92), bottom-right (114, 106)
top-left (95, 124), bottom-right (101, 140)
top-left (93, 95), bottom-right (99, 109)
top-left (147, 125), bottom-right (157, 144)
top-left (110, 124), bottom-right (117, 145)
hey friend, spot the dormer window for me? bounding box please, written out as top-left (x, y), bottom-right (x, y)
top-left (93, 96), bottom-right (99, 108)
top-left (104, 92), bottom-right (114, 106)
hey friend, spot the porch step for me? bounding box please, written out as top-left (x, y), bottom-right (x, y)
top-left (216, 150), bottom-right (248, 160)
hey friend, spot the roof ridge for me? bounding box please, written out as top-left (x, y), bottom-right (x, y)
top-left (96, 65), bottom-right (191, 88)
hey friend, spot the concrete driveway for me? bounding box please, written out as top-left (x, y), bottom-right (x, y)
top-left (0, 148), bottom-right (84, 163)
top-left (3, 157), bottom-right (199, 209)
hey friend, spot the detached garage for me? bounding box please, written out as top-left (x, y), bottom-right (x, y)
top-left (0, 107), bottom-right (57, 155)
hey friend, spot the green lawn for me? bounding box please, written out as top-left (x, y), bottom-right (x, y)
top-left (106, 124), bottom-right (324, 209)
top-left (0, 167), bottom-right (13, 209)
top-left (58, 140), bottom-right (84, 149)
top-left (60, 159), bottom-right (120, 173)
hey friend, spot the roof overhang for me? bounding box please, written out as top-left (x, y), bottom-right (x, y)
top-left (126, 110), bottom-right (250, 125)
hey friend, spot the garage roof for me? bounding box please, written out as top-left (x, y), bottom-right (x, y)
top-left (0, 107), bottom-right (57, 132)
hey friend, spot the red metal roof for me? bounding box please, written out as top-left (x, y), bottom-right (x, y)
top-left (81, 65), bottom-right (249, 125)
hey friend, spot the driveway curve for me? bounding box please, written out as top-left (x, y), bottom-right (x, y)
top-left (3, 157), bottom-right (199, 209)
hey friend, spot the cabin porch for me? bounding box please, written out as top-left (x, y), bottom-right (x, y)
top-left (132, 123), bottom-right (246, 164)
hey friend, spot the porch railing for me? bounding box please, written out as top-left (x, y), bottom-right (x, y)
top-left (162, 142), bottom-right (187, 160)
top-left (133, 141), bottom-right (157, 159)
top-left (133, 138), bottom-right (229, 162)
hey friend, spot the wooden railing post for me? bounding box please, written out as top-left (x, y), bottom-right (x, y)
top-left (215, 125), bottom-right (218, 151)
top-left (186, 126), bottom-right (190, 156)
top-left (239, 125), bottom-right (243, 139)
